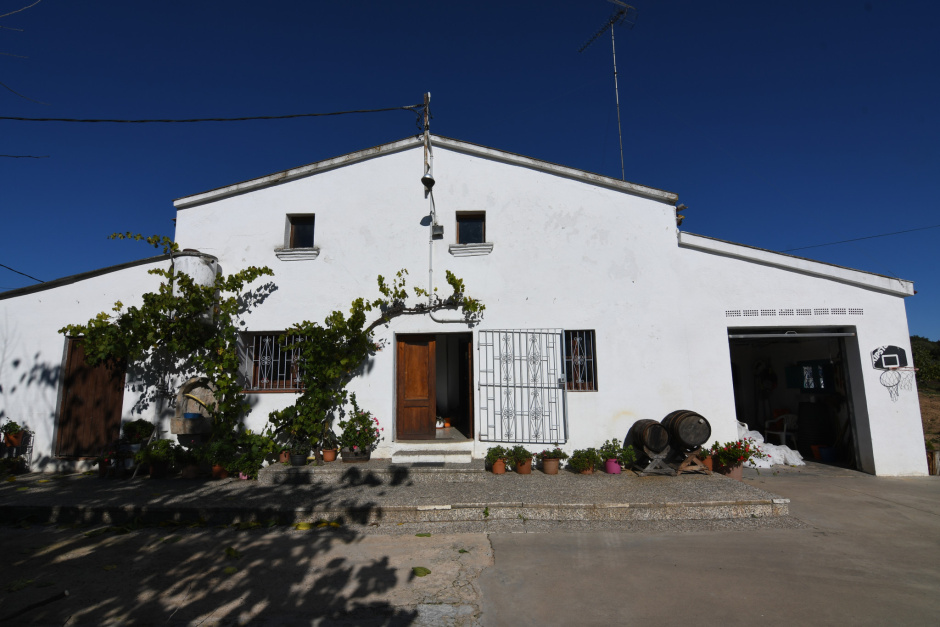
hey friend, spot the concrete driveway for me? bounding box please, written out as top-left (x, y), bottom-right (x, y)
top-left (478, 463), bottom-right (940, 627)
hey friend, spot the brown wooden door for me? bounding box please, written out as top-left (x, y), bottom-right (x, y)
top-left (396, 335), bottom-right (436, 440)
top-left (57, 339), bottom-right (126, 457)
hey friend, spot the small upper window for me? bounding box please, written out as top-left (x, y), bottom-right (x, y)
top-left (289, 215), bottom-right (315, 248)
top-left (456, 212), bottom-right (485, 245)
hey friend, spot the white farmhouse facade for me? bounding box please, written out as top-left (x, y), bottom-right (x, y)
top-left (0, 135), bottom-right (927, 475)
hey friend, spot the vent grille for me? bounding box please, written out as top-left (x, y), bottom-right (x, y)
top-left (831, 308), bottom-right (846, 315)
top-left (725, 310), bottom-right (741, 317)
top-left (849, 308), bottom-right (864, 315)
top-left (796, 308), bottom-right (812, 316)
top-left (727, 307), bottom-right (864, 318)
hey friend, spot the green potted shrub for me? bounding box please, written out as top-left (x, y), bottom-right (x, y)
top-left (599, 439), bottom-right (624, 474)
top-left (135, 438), bottom-right (180, 479)
top-left (233, 429), bottom-right (275, 479)
top-left (619, 442), bottom-right (637, 470)
top-left (507, 445), bottom-right (534, 474)
top-left (539, 445), bottom-right (568, 475)
top-left (2, 420), bottom-right (24, 447)
top-left (485, 445), bottom-right (509, 474)
top-left (321, 429), bottom-right (339, 463)
top-left (336, 400), bottom-right (382, 463)
top-left (568, 448), bottom-right (602, 475)
top-left (202, 438), bottom-right (237, 478)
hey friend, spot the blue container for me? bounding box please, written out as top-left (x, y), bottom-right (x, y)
top-left (183, 412), bottom-right (201, 420)
top-left (818, 446), bottom-right (837, 463)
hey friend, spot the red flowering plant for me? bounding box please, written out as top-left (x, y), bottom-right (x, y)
top-left (336, 395), bottom-right (383, 453)
top-left (709, 439), bottom-right (766, 468)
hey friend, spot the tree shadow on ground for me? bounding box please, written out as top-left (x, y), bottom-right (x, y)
top-left (0, 467), bottom-right (425, 625)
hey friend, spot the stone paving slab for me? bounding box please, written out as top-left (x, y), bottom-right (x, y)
top-left (0, 461), bottom-right (790, 530)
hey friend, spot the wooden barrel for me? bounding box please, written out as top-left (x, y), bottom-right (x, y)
top-left (661, 410), bottom-right (711, 451)
top-left (626, 419), bottom-right (670, 453)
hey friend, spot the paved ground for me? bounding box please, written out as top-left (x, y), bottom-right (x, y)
top-left (0, 462), bottom-right (936, 625)
top-left (479, 463), bottom-right (940, 627)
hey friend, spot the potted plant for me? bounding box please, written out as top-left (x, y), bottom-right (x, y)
top-left (232, 429), bottom-right (275, 479)
top-left (505, 445), bottom-right (533, 474)
top-left (93, 448), bottom-right (117, 478)
top-left (695, 446), bottom-right (714, 471)
top-left (203, 438), bottom-right (237, 478)
top-left (320, 429), bottom-right (339, 463)
top-left (709, 439), bottom-right (766, 481)
top-left (336, 401), bottom-right (382, 462)
top-left (568, 448), bottom-right (602, 475)
top-left (539, 445), bottom-right (568, 475)
top-left (485, 445), bottom-right (509, 474)
top-left (177, 446), bottom-right (201, 479)
top-left (121, 419), bottom-right (155, 445)
top-left (135, 438), bottom-right (180, 479)
top-left (619, 442), bottom-right (637, 471)
top-left (599, 439), bottom-right (624, 474)
top-left (2, 420), bottom-right (24, 447)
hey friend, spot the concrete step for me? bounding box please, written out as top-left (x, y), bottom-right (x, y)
top-left (391, 448), bottom-right (473, 465)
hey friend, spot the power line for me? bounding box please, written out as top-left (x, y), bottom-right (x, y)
top-left (0, 103), bottom-right (424, 124)
top-left (782, 224), bottom-right (940, 252)
top-left (0, 262), bottom-right (43, 283)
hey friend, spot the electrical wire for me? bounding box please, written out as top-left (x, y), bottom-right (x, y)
top-left (782, 224), bottom-right (940, 252)
top-left (0, 262), bottom-right (43, 283)
top-left (0, 104), bottom-right (424, 124)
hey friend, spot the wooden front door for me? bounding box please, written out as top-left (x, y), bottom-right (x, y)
top-left (57, 339), bottom-right (126, 457)
top-left (396, 335), bottom-right (436, 440)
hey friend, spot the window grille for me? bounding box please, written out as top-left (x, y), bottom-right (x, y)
top-left (564, 330), bottom-right (597, 391)
top-left (244, 333), bottom-right (303, 391)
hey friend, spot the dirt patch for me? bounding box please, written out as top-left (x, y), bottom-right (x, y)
top-left (920, 390), bottom-right (940, 447)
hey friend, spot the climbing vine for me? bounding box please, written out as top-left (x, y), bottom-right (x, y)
top-left (59, 234), bottom-right (275, 443)
top-left (268, 268), bottom-right (484, 462)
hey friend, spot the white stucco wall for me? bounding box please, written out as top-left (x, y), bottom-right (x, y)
top-left (171, 138), bottom-right (925, 475)
top-left (0, 258), bottom-right (172, 471)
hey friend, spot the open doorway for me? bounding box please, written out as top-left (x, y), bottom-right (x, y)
top-left (396, 332), bottom-right (473, 442)
top-left (728, 327), bottom-right (861, 469)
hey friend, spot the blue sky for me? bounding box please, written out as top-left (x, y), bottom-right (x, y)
top-left (2, 1), bottom-right (938, 340)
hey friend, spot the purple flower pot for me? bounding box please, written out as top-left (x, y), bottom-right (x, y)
top-left (605, 459), bottom-right (621, 474)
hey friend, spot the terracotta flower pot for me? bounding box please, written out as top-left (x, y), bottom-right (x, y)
top-left (715, 463), bottom-right (743, 481)
top-left (211, 464), bottom-right (230, 479)
top-left (322, 449), bottom-right (338, 462)
top-left (579, 468), bottom-right (594, 475)
top-left (181, 464), bottom-right (200, 479)
top-left (4, 432), bottom-right (23, 447)
top-left (701, 455), bottom-right (714, 471)
top-left (491, 459), bottom-right (506, 475)
top-left (516, 458), bottom-right (533, 474)
top-left (605, 459), bottom-right (621, 474)
top-left (149, 461), bottom-right (170, 479)
top-left (278, 450), bottom-right (290, 464)
top-left (542, 458), bottom-right (560, 475)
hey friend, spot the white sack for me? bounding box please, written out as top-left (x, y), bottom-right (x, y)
top-left (736, 420), bottom-right (805, 468)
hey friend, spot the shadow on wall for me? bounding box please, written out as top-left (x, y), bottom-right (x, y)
top-left (0, 468), bottom-right (424, 625)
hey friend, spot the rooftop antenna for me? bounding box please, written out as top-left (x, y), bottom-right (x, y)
top-left (578, 1), bottom-right (637, 182)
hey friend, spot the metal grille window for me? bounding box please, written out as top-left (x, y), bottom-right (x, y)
top-left (244, 333), bottom-right (302, 391)
top-left (564, 330), bottom-right (597, 391)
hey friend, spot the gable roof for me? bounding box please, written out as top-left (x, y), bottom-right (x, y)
top-left (173, 135), bottom-right (679, 210)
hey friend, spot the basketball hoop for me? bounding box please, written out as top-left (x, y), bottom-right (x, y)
top-left (895, 366), bottom-right (918, 391)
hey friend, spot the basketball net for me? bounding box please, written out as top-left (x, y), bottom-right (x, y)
top-left (879, 367), bottom-right (917, 401)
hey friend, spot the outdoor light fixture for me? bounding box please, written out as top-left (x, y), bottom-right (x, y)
top-left (421, 172), bottom-right (435, 191)
top-left (431, 223), bottom-right (444, 239)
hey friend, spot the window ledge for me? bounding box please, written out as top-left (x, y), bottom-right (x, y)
top-left (448, 242), bottom-right (494, 257)
top-left (275, 247), bottom-right (320, 261)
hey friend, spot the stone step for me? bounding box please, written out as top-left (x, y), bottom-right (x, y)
top-left (391, 449), bottom-right (473, 465)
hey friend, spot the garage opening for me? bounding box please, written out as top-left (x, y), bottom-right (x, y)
top-left (728, 327), bottom-right (861, 469)
top-left (396, 332), bottom-right (473, 442)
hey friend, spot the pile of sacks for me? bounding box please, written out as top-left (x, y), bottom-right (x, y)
top-left (736, 420), bottom-right (805, 468)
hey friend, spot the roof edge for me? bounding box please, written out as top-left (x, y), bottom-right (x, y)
top-left (678, 232), bottom-right (914, 297)
top-left (173, 134), bottom-right (679, 209)
top-left (0, 251), bottom-right (216, 301)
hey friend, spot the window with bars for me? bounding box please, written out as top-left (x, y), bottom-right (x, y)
top-left (564, 330), bottom-right (598, 391)
top-left (244, 333), bottom-right (303, 391)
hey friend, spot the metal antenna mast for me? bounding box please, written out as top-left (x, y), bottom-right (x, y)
top-left (578, 1), bottom-right (637, 181)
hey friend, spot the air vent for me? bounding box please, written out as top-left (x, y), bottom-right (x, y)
top-left (743, 309), bottom-right (759, 317)
top-left (831, 308), bottom-right (846, 315)
top-left (725, 310), bottom-right (741, 317)
top-left (796, 308), bottom-right (812, 316)
top-left (779, 308), bottom-right (794, 316)
top-left (814, 308), bottom-right (829, 316)
top-left (849, 308), bottom-right (864, 315)
top-left (760, 309), bottom-right (776, 316)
